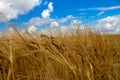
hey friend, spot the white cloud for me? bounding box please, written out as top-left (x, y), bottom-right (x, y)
top-left (28, 25), bottom-right (37, 33)
top-left (41, 2), bottom-right (53, 19)
top-left (0, 12), bottom-right (9, 22)
top-left (97, 11), bottom-right (104, 16)
top-left (71, 20), bottom-right (81, 25)
top-left (0, 0), bottom-right (42, 22)
top-left (41, 9), bottom-right (50, 19)
top-left (48, 2), bottom-right (53, 12)
top-left (28, 17), bottom-right (53, 26)
top-left (28, 15), bottom-right (74, 28)
top-left (28, 18), bottom-right (85, 35)
top-left (28, 17), bottom-right (43, 26)
top-left (42, 0), bottom-right (48, 5)
top-left (114, 28), bottom-right (120, 33)
top-left (96, 6), bottom-right (120, 11)
top-left (79, 6), bottom-right (120, 11)
top-left (79, 6), bottom-right (120, 19)
top-left (95, 15), bottom-right (120, 33)
top-left (28, 2), bottom-right (54, 27)
top-left (59, 15), bottom-right (74, 23)
top-left (50, 21), bottom-right (59, 27)
top-left (27, 15), bottom-right (81, 34)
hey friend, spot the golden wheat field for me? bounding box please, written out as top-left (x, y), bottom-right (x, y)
top-left (0, 27), bottom-right (120, 80)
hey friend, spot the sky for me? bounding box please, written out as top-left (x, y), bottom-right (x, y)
top-left (0, 0), bottom-right (120, 34)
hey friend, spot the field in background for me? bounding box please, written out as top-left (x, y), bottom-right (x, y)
top-left (0, 27), bottom-right (120, 80)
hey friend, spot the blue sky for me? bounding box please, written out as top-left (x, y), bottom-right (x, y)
top-left (0, 0), bottom-right (120, 33)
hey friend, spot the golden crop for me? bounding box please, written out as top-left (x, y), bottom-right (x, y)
top-left (0, 27), bottom-right (120, 80)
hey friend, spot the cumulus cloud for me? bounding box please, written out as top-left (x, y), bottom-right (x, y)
top-left (28, 25), bottom-right (37, 33)
top-left (50, 21), bottom-right (59, 27)
top-left (0, 0), bottom-right (42, 22)
top-left (28, 17), bottom-right (53, 26)
top-left (28, 15), bottom-right (73, 28)
top-left (48, 2), bottom-right (53, 12)
top-left (27, 15), bottom-right (81, 33)
top-left (41, 9), bottom-right (50, 19)
top-left (95, 15), bottom-right (120, 33)
top-left (28, 2), bottom-right (54, 27)
top-left (41, 2), bottom-right (53, 19)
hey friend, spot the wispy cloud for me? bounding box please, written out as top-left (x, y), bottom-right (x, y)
top-left (79, 6), bottom-right (120, 11)
top-left (97, 11), bottom-right (104, 16)
top-left (59, 15), bottom-right (74, 23)
top-left (42, 0), bottom-right (48, 5)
